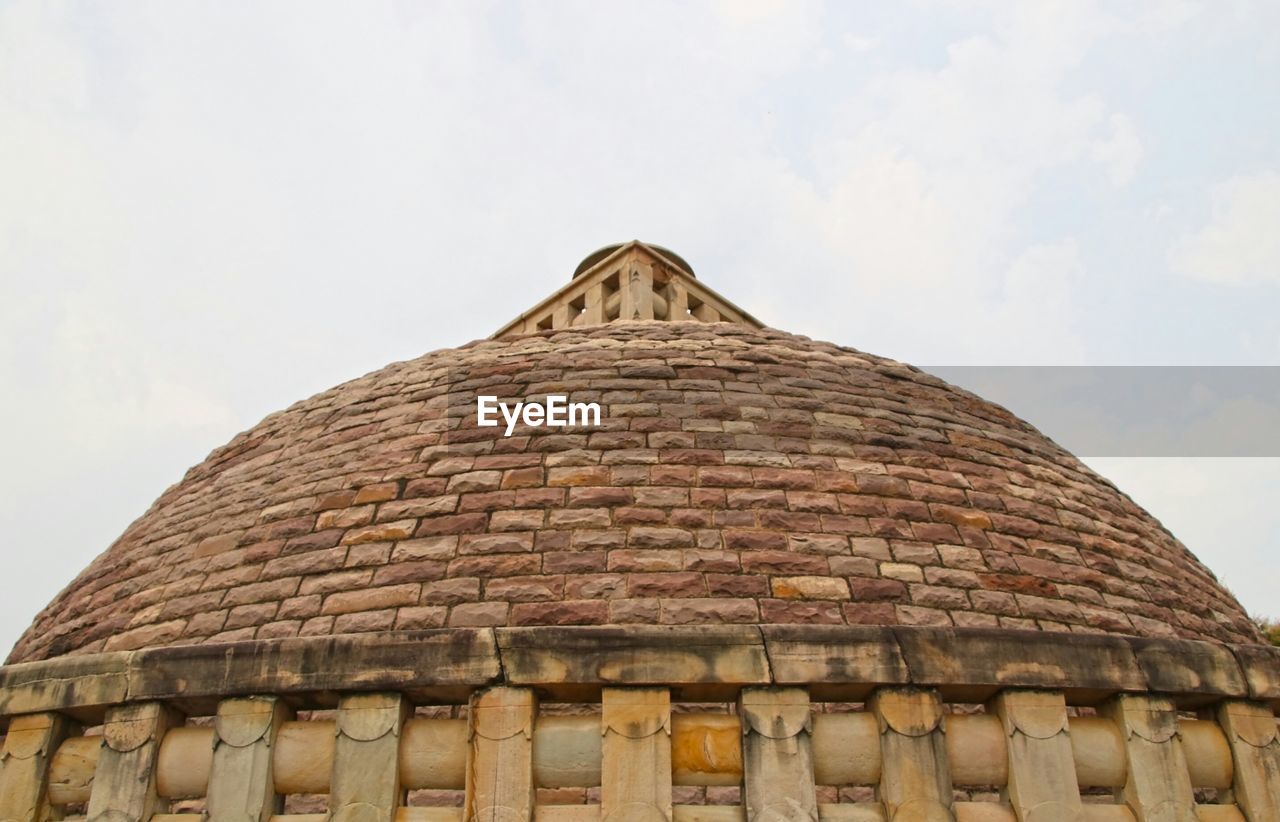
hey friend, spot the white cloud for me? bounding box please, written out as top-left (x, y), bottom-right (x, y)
top-left (1172, 171), bottom-right (1280, 285)
top-left (1090, 113), bottom-right (1144, 186)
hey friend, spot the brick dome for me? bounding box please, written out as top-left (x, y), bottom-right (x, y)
top-left (9, 318), bottom-right (1262, 664)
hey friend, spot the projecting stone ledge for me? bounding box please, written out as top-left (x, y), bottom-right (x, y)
top-left (1, 626), bottom-right (1278, 724)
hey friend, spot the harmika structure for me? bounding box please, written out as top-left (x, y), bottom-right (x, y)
top-left (0, 242), bottom-right (1277, 822)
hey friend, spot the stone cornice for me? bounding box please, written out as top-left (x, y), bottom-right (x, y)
top-left (1, 626), bottom-right (1277, 726)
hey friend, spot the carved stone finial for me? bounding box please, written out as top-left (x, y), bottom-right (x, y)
top-left (492, 240), bottom-right (762, 338)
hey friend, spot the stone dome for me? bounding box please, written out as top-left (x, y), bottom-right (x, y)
top-left (9, 318), bottom-right (1262, 664)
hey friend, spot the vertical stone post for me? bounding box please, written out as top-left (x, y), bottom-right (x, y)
top-left (739, 687), bottom-right (818, 822)
top-left (602, 687), bottom-right (673, 822)
top-left (583, 282), bottom-right (605, 325)
top-left (206, 696), bottom-right (292, 822)
top-left (668, 279), bottom-right (689, 321)
top-left (1215, 701), bottom-right (1280, 821)
top-left (0, 711), bottom-right (78, 821)
top-left (466, 687), bottom-right (536, 822)
top-left (329, 692), bottom-right (410, 822)
top-left (869, 687), bottom-right (953, 821)
top-left (989, 690), bottom-right (1084, 820)
top-left (622, 255), bottom-right (655, 321)
top-left (1102, 694), bottom-right (1196, 822)
top-left (86, 701), bottom-right (182, 821)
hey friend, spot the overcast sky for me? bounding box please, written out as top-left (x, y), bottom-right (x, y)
top-left (3, 1), bottom-right (1279, 655)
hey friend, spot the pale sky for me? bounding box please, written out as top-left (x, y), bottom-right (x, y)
top-left (2, 1), bottom-right (1278, 655)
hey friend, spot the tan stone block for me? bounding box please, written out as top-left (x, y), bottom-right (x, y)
top-left (449, 602), bottom-right (509, 627)
top-left (460, 532), bottom-right (535, 554)
top-left (322, 584), bottom-right (420, 615)
top-left (341, 520), bottom-right (415, 545)
top-left (392, 535), bottom-right (458, 562)
top-left (353, 482), bottom-right (399, 504)
top-left (491, 510), bottom-right (545, 531)
top-left (547, 466), bottom-right (610, 486)
top-left (334, 609), bottom-right (396, 633)
top-left (772, 576), bottom-right (850, 601)
top-left (608, 549), bottom-right (683, 572)
top-left (317, 504), bottom-right (376, 529)
top-left (879, 562), bottom-right (924, 582)
top-left (194, 533), bottom-right (241, 558)
top-left (485, 576), bottom-right (565, 602)
top-left (447, 470), bottom-right (503, 493)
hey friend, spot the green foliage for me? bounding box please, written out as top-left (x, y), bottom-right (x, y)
top-left (1253, 616), bottom-right (1280, 647)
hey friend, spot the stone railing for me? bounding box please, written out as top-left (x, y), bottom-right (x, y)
top-left (491, 242), bottom-right (760, 338)
top-left (0, 626), bottom-right (1277, 821)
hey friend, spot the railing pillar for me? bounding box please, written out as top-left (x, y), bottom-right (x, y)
top-left (1215, 700), bottom-right (1280, 821)
top-left (990, 690), bottom-right (1084, 821)
top-left (869, 687), bottom-right (953, 822)
top-left (0, 711), bottom-right (78, 821)
top-left (466, 687), bottom-right (536, 822)
top-left (1103, 695), bottom-right (1195, 822)
top-left (86, 701), bottom-right (182, 821)
top-left (329, 692), bottom-right (410, 822)
top-left (602, 687), bottom-right (673, 822)
top-left (740, 687), bottom-right (818, 822)
top-left (206, 695), bottom-right (292, 821)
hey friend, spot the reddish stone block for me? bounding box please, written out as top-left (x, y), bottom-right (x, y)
top-left (842, 602), bottom-right (898, 625)
top-left (615, 507), bottom-right (668, 525)
top-left (485, 575), bottom-right (564, 602)
top-left (501, 467), bottom-right (545, 489)
top-left (334, 609), bottom-right (397, 633)
top-left (610, 598), bottom-right (662, 623)
top-left (751, 468), bottom-right (815, 490)
top-left (395, 606), bottom-right (447, 629)
top-left (404, 478), bottom-right (448, 498)
top-left (569, 487), bottom-right (634, 507)
top-left (550, 509), bottom-right (612, 528)
top-left (415, 513), bottom-right (487, 537)
top-left (739, 551), bottom-right (828, 575)
top-left (372, 560), bottom-right (447, 586)
top-left (894, 605), bottom-right (953, 627)
top-left (628, 572), bottom-right (706, 598)
top-left (723, 530), bottom-right (787, 551)
top-left (682, 550), bottom-right (740, 572)
top-left (660, 598), bottom-right (758, 624)
top-left (420, 578), bottom-right (481, 606)
top-left (448, 554), bottom-right (541, 578)
top-left (543, 551), bottom-right (607, 574)
top-left (760, 600), bottom-right (842, 624)
top-left (628, 527), bottom-right (694, 549)
top-left (314, 490), bottom-right (358, 511)
top-left (510, 600), bottom-right (609, 626)
top-left (819, 515), bottom-right (871, 536)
